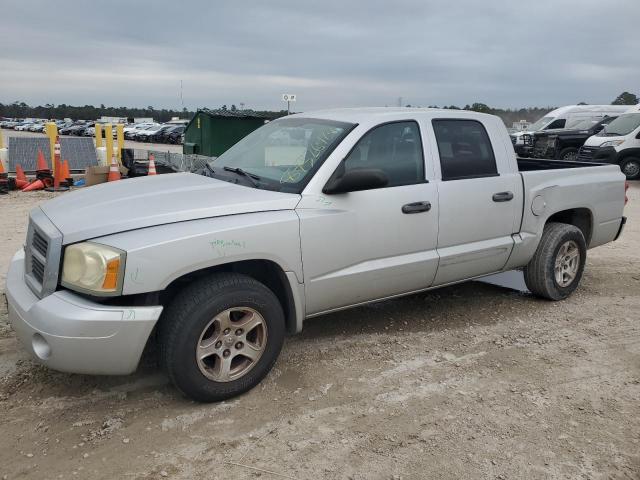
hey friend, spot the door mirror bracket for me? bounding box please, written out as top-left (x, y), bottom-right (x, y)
top-left (322, 168), bottom-right (389, 194)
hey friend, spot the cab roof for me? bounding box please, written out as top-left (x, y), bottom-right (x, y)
top-left (289, 107), bottom-right (494, 124)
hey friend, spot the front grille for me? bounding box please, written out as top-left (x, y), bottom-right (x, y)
top-left (31, 256), bottom-right (45, 283)
top-left (578, 146), bottom-right (596, 162)
top-left (32, 230), bottom-right (49, 257)
top-left (24, 209), bottom-right (63, 298)
top-left (533, 136), bottom-right (557, 159)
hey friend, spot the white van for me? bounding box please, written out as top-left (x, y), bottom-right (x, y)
top-left (579, 105), bottom-right (640, 180)
top-left (511, 105), bottom-right (631, 155)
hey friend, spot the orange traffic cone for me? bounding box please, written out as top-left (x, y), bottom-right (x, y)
top-left (45, 137), bottom-right (69, 192)
top-left (15, 164), bottom-right (29, 189)
top-left (36, 149), bottom-right (49, 172)
top-left (147, 154), bottom-right (157, 176)
top-left (22, 179), bottom-right (46, 192)
top-left (0, 160), bottom-right (8, 195)
top-left (62, 159), bottom-right (74, 186)
top-left (107, 154), bottom-right (121, 182)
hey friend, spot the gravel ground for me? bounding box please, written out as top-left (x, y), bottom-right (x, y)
top-left (0, 183), bottom-right (638, 480)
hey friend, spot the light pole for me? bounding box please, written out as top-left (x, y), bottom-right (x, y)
top-left (282, 94), bottom-right (297, 115)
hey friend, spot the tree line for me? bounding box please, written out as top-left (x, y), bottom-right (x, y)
top-left (0, 102), bottom-right (287, 123)
top-left (419, 92), bottom-right (638, 125)
top-left (1, 91), bottom-right (636, 125)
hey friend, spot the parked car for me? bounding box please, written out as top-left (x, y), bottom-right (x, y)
top-left (530, 116), bottom-right (618, 161)
top-left (29, 123), bottom-right (46, 133)
top-left (15, 122), bottom-right (35, 131)
top-left (5, 108), bottom-right (627, 402)
top-left (511, 105), bottom-right (631, 156)
top-left (579, 106), bottom-right (640, 179)
top-left (165, 125), bottom-right (185, 144)
top-left (125, 123), bottom-right (157, 140)
top-left (150, 125), bottom-right (178, 143)
top-left (133, 124), bottom-right (164, 141)
top-left (1, 120), bottom-right (20, 129)
top-left (66, 122), bottom-right (93, 136)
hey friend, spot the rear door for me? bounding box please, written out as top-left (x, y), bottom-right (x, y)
top-left (429, 117), bottom-right (521, 285)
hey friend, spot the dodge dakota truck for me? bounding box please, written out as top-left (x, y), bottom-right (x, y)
top-left (6, 108), bottom-right (628, 402)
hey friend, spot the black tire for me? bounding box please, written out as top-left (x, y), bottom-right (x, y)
top-left (524, 222), bottom-right (587, 300)
top-left (159, 273), bottom-right (285, 402)
top-left (558, 147), bottom-right (578, 161)
top-left (620, 157), bottom-right (640, 180)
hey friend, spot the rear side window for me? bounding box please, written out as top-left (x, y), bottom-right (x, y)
top-left (342, 121), bottom-right (425, 188)
top-left (432, 119), bottom-right (497, 181)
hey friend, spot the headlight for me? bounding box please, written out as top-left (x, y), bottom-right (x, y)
top-left (61, 242), bottom-right (125, 295)
top-left (600, 140), bottom-right (624, 148)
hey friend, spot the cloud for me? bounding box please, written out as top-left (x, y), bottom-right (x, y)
top-left (1, 0), bottom-right (638, 111)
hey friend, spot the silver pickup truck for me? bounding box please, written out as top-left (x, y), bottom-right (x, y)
top-left (6, 108), bottom-right (628, 402)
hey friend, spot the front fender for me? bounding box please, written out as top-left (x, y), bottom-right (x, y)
top-left (93, 211), bottom-right (303, 295)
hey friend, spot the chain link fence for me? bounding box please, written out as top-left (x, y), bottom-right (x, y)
top-left (123, 149), bottom-right (214, 175)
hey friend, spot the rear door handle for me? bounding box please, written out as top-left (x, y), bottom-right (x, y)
top-left (492, 191), bottom-right (514, 202)
top-left (402, 201), bottom-right (431, 214)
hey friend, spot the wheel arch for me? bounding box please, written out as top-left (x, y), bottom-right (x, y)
top-left (545, 207), bottom-right (593, 246)
top-left (162, 259), bottom-right (303, 335)
top-left (617, 148), bottom-right (640, 162)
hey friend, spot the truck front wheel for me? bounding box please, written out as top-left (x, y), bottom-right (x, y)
top-left (159, 273), bottom-right (285, 402)
top-left (558, 147), bottom-right (578, 161)
top-left (524, 222), bottom-right (586, 300)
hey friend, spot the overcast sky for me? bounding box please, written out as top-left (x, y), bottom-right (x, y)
top-left (2, 0), bottom-right (638, 111)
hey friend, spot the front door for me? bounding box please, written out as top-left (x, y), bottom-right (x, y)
top-left (297, 121), bottom-right (440, 315)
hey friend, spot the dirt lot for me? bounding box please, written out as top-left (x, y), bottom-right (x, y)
top-left (1, 184), bottom-right (638, 480)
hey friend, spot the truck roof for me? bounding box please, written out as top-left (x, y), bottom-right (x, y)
top-left (289, 107), bottom-right (493, 124)
top-left (546, 105), bottom-right (631, 116)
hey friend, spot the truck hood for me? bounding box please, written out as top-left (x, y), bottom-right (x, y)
top-left (40, 173), bottom-right (301, 244)
top-left (583, 134), bottom-right (625, 147)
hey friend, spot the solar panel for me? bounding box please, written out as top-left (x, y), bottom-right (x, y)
top-left (8, 137), bottom-right (98, 172)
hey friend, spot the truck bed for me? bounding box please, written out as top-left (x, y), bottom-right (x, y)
top-left (517, 157), bottom-right (606, 171)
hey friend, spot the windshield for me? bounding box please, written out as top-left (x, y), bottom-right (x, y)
top-left (528, 116), bottom-right (554, 132)
top-left (207, 117), bottom-right (355, 193)
top-left (597, 113), bottom-right (640, 136)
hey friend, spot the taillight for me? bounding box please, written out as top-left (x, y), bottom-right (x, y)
top-left (625, 181), bottom-right (629, 205)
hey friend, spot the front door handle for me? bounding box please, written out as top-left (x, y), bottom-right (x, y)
top-left (402, 201), bottom-right (431, 214)
top-left (492, 191), bottom-right (514, 202)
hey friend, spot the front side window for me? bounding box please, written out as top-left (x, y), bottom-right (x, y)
top-left (208, 117), bottom-right (354, 193)
top-left (433, 119), bottom-right (497, 181)
top-left (339, 121), bottom-right (425, 188)
top-left (529, 116), bottom-right (554, 131)
top-left (545, 119), bottom-right (566, 129)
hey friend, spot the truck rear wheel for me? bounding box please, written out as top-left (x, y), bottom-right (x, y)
top-left (524, 222), bottom-right (586, 300)
top-left (620, 157), bottom-right (640, 180)
top-left (159, 273), bottom-right (285, 402)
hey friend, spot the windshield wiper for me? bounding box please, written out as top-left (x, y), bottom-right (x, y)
top-left (203, 163), bottom-right (217, 177)
top-left (223, 166), bottom-right (261, 187)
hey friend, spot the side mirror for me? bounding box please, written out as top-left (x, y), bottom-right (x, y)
top-left (323, 168), bottom-right (388, 194)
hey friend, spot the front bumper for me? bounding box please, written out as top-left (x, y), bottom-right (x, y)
top-left (578, 145), bottom-right (618, 164)
top-left (614, 216), bottom-right (626, 241)
top-left (5, 250), bottom-right (163, 375)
